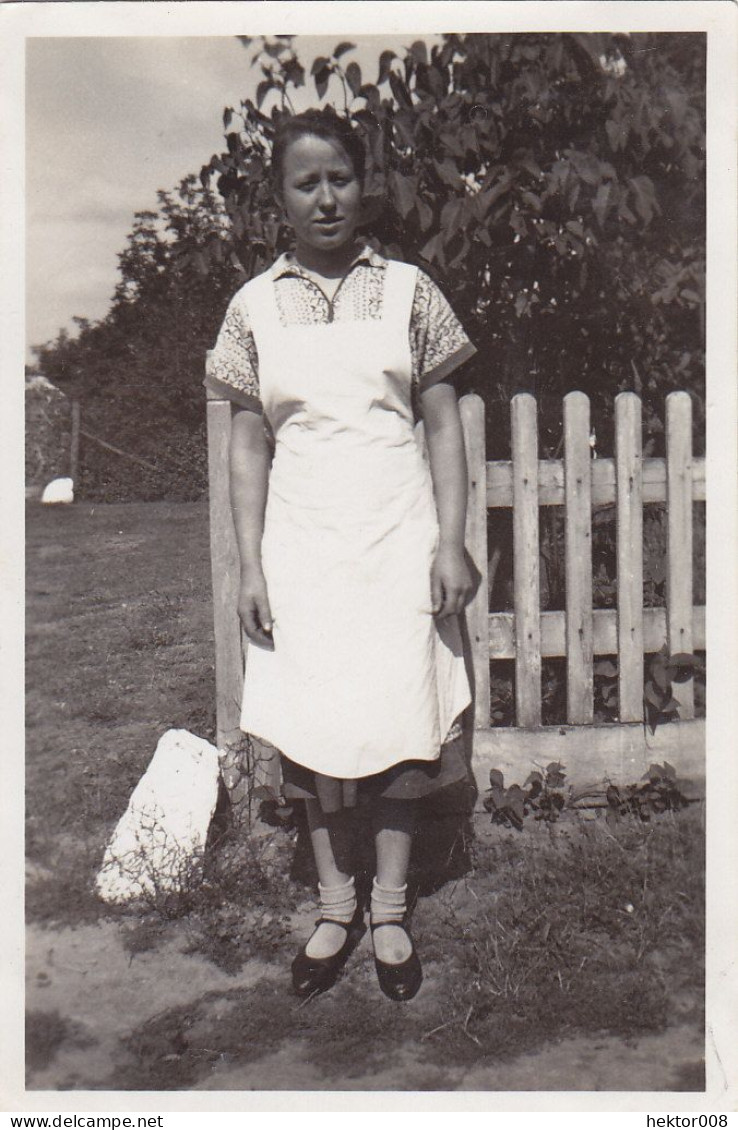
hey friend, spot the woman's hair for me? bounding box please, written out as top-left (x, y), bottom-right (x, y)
top-left (271, 108), bottom-right (367, 193)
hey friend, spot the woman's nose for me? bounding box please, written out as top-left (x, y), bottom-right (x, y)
top-left (317, 181), bottom-right (336, 210)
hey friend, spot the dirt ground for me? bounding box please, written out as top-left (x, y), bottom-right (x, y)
top-left (26, 907), bottom-right (703, 1092)
top-left (25, 500), bottom-right (705, 1094)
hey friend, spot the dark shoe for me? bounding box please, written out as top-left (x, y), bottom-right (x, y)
top-left (291, 905), bottom-right (365, 998)
top-left (371, 921), bottom-right (423, 1002)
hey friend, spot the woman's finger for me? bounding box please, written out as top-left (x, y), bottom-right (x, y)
top-left (239, 599), bottom-right (274, 650)
top-left (430, 571), bottom-right (443, 615)
top-left (255, 591), bottom-right (273, 635)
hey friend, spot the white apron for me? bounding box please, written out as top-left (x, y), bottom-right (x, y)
top-left (239, 259), bottom-right (471, 778)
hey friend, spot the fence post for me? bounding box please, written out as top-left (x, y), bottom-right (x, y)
top-left (615, 392), bottom-right (644, 721)
top-left (460, 394), bottom-right (490, 729)
top-left (511, 393), bottom-right (542, 726)
top-left (206, 382), bottom-right (244, 748)
top-left (564, 391), bottom-right (594, 723)
top-left (666, 391), bottom-right (695, 717)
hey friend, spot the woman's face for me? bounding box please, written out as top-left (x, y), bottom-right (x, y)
top-left (280, 134), bottom-right (362, 255)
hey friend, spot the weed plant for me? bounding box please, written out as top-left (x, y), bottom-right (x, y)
top-left (421, 808), bottom-right (704, 1062)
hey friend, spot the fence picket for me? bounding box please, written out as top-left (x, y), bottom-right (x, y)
top-left (666, 391), bottom-right (695, 717)
top-left (615, 393), bottom-right (644, 721)
top-left (207, 383), bottom-right (705, 787)
top-left (511, 394), bottom-right (542, 726)
top-left (564, 392), bottom-right (594, 722)
top-left (206, 388), bottom-right (244, 747)
top-left (460, 394), bottom-right (491, 728)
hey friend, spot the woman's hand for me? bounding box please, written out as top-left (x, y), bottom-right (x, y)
top-left (431, 543), bottom-right (473, 619)
top-left (238, 565), bottom-right (274, 649)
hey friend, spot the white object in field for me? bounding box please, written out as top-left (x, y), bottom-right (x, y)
top-left (96, 728), bottom-right (220, 904)
top-left (41, 477), bottom-right (74, 504)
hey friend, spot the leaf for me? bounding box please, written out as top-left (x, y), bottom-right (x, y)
top-left (409, 40), bottom-right (429, 67)
top-left (670, 653), bottom-right (698, 682)
top-left (346, 61), bottom-right (362, 98)
top-left (441, 196), bottom-right (465, 232)
top-left (489, 768), bottom-right (505, 789)
top-left (433, 158), bottom-right (462, 189)
top-left (522, 191), bottom-right (543, 214)
top-left (283, 58), bottom-right (305, 89)
top-left (629, 175), bottom-right (656, 225)
top-left (645, 681), bottom-right (665, 710)
top-left (256, 80), bottom-right (272, 109)
top-left (510, 210), bottom-right (528, 238)
top-left (485, 786), bottom-right (506, 811)
top-left (315, 70), bottom-right (330, 100)
top-left (514, 293), bottom-right (529, 318)
top-left (389, 70), bottom-right (412, 109)
top-left (592, 183), bottom-right (611, 229)
top-left (311, 55), bottom-right (331, 75)
top-left (415, 196), bottom-right (434, 232)
top-left (509, 797), bottom-right (526, 825)
top-left (389, 171), bottom-right (417, 220)
top-left (595, 660), bottom-right (618, 678)
top-left (333, 41), bottom-right (356, 59)
top-left (419, 232), bottom-right (445, 267)
top-left (378, 49), bottom-right (396, 83)
top-left (223, 108), bottom-right (233, 129)
top-left (651, 658), bottom-right (671, 693)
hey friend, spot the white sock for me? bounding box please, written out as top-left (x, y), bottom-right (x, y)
top-left (370, 878), bottom-right (412, 963)
top-left (318, 876), bottom-right (357, 924)
top-left (370, 877), bottom-right (407, 924)
top-left (304, 877), bottom-right (357, 960)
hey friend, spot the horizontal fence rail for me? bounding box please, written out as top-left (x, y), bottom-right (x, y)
top-left (207, 380), bottom-right (705, 788)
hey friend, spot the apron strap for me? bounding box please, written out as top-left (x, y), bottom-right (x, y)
top-left (243, 270), bottom-right (280, 344)
top-left (383, 260), bottom-right (418, 332)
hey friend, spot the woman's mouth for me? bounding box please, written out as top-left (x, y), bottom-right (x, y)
top-left (315, 217), bottom-right (343, 229)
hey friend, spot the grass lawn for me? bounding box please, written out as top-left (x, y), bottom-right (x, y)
top-left (25, 500), bottom-right (705, 1091)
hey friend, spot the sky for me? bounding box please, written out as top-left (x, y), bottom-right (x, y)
top-left (25, 34), bottom-right (415, 360)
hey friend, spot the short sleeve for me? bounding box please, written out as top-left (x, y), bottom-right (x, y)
top-left (410, 271), bottom-right (477, 391)
top-left (204, 294), bottom-right (262, 411)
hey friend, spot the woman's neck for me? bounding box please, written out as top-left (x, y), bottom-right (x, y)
top-left (293, 238), bottom-right (360, 280)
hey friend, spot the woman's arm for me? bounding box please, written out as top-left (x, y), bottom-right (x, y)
top-left (420, 381), bottom-right (473, 618)
top-left (229, 408), bottom-right (274, 649)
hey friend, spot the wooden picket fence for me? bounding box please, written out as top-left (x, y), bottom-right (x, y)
top-left (206, 385), bottom-right (706, 792)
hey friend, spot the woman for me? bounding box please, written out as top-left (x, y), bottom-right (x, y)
top-left (206, 109), bottom-right (476, 1001)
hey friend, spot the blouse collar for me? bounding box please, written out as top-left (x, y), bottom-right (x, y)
top-left (270, 243), bottom-right (386, 281)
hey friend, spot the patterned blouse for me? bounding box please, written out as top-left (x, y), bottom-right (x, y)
top-left (205, 244), bottom-right (476, 409)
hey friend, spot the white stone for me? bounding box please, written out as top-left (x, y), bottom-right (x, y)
top-left (41, 477), bottom-right (74, 504)
top-left (96, 729), bottom-right (220, 904)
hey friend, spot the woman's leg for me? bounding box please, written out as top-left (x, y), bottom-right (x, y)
top-left (371, 797), bottom-right (416, 964)
top-left (303, 797), bottom-right (357, 959)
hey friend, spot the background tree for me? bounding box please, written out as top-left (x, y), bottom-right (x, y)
top-left (203, 32), bottom-right (705, 458)
top-left (31, 31), bottom-right (705, 500)
top-left (31, 178), bottom-right (241, 499)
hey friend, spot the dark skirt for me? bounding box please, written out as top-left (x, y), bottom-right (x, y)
top-left (280, 728), bottom-right (469, 814)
